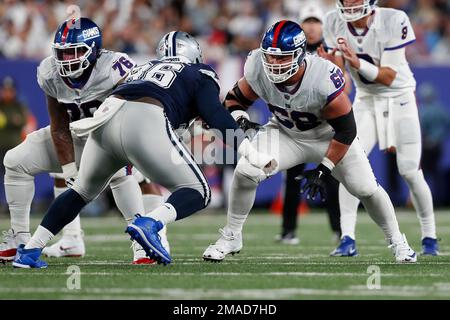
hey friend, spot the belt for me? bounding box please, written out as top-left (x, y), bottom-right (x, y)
top-left (111, 95), bottom-right (164, 108)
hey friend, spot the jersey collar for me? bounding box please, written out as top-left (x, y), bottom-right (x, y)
top-left (346, 10), bottom-right (376, 37)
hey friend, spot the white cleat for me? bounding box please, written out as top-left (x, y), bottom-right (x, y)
top-left (132, 225), bottom-right (170, 265)
top-left (0, 229), bottom-right (30, 262)
top-left (42, 234), bottom-right (85, 258)
top-left (203, 227), bottom-right (242, 262)
top-left (389, 234), bottom-right (417, 263)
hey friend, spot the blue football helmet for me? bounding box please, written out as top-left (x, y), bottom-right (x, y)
top-left (52, 17), bottom-right (102, 78)
top-left (260, 20), bottom-right (307, 83)
top-left (336, 0), bottom-right (378, 22)
top-left (156, 31), bottom-right (203, 64)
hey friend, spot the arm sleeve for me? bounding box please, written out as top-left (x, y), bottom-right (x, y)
top-left (384, 11), bottom-right (415, 51)
top-left (319, 62), bottom-right (346, 107)
top-left (37, 60), bottom-right (57, 98)
top-left (380, 47), bottom-right (407, 72)
top-left (110, 53), bottom-right (137, 86)
top-left (194, 77), bottom-right (246, 150)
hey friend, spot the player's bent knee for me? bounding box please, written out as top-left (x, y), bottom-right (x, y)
top-left (400, 169), bottom-right (425, 187)
top-left (235, 160), bottom-right (266, 186)
top-left (109, 175), bottom-right (131, 189)
top-left (346, 181), bottom-right (378, 199)
top-left (3, 148), bottom-right (33, 181)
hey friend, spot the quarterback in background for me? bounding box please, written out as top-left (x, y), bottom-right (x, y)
top-left (320, 0), bottom-right (439, 256)
top-left (203, 20), bottom-right (417, 264)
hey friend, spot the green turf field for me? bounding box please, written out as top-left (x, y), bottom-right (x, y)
top-left (0, 209), bottom-right (449, 300)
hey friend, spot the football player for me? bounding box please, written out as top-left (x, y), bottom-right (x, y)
top-left (12, 31), bottom-right (274, 268)
top-left (202, 20), bottom-right (417, 263)
top-left (0, 17), bottom-right (168, 264)
top-left (320, 0), bottom-right (439, 256)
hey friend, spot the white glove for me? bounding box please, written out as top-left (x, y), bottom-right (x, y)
top-left (62, 162), bottom-right (78, 188)
top-left (238, 139), bottom-right (278, 175)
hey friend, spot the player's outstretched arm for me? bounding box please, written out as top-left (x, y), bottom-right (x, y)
top-left (47, 95), bottom-right (77, 185)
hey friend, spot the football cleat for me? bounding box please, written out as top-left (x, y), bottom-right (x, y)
top-left (12, 244), bottom-right (48, 269)
top-left (0, 229), bottom-right (30, 262)
top-left (389, 234), bottom-right (417, 263)
top-left (274, 231), bottom-right (300, 245)
top-left (132, 240), bottom-right (156, 265)
top-left (42, 234), bottom-right (85, 258)
top-left (125, 216), bottom-right (171, 265)
top-left (421, 237), bottom-right (439, 256)
top-left (330, 235), bottom-right (358, 257)
top-left (203, 227), bottom-right (242, 262)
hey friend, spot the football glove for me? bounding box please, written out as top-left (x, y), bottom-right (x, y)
top-left (62, 162), bottom-right (78, 188)
top-left (295, 164), bottom-right (331, 201)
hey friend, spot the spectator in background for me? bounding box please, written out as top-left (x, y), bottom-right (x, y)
top-left (0, 76), bottom-right (28, 176)
top-left (418, 82), bottom-right (450, 205)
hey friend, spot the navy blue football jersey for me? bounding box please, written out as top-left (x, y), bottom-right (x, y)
top-left (113, 58), bottom-right (224, 130)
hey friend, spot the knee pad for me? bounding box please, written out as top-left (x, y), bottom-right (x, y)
top-left (3, 149), bottom-right (34, 183)
top-left (109, 174), bottom-right (131, 190)
top-left (401, 169), bottom-right (425, 188)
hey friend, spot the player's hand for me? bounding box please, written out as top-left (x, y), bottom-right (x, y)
top-left (317, 44), bottom-right (338, 65)
top-left (295, 164), bottom-right (331, 201)
top-left (336, 37), bottom-right (360, 69)
top-left (236, 117), bottom-right (261, 132)
top-left (62, 162), bottom-right (78, 188)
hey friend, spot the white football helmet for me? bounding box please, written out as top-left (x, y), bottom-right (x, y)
top-left (336, 0), bottom-right (378, 22)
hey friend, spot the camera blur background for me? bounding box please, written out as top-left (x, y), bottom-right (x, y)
top-left (0, 0), bottom-right (449, 217)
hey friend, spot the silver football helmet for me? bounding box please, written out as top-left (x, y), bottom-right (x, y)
top-left (156, 31), bottom-right (203, 63)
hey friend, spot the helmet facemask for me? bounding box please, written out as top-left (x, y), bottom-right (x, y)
top-left (336, 0), bottom-right (374, 22)
top-left (52, 42), bottom-right (93, 78)
top-left (260, 47), bottom-right (304, 83)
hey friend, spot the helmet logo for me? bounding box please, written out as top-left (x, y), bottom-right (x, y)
top-left (82, 27), bottom-right (100, 40)
top-left (293, 33), bottom-right (306, 46)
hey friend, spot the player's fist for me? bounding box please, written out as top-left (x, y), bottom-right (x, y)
top-left (236, 117), bottom-right (261, 132)
top-left (295, 164), bottom-right (331, 201)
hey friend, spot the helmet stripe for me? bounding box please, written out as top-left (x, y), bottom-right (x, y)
top-left (172, 31), bottom-right (178, 56)
top-left (61, 22), bottom-right (70, 45)
top-left (272, 20), bottom-right (287, 48)
top-left (164, 32), bottom-right (170, 56)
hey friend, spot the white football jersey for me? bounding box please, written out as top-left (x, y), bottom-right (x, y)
top-left (244, 49), bottom-right (346, 138)
top-left (323, 7), bottom-right (416, 97)
top-left (37, 49), bottom-right (135, 121)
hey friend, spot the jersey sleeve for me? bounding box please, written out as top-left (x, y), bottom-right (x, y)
top-left (323, 12), bottom-right (338, 50)
top-left (384, 10), bottom-right (416, 51)
top-left (318, 60), bottom-right (346, 107)
top-left (243, 49), bottom-right (263, 96)
top-left (36, 57), bottom-right (58, 98)
top-left (110, 53), bottom-right (137, 86)
top-left (197, 64), bottom-right (220, 91)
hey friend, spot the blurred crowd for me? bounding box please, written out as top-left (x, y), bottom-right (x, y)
top-left (1, 0), bottom-right (450, 64)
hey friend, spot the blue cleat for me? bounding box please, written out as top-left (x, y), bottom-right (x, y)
top-left (330, 235), bottom-right (358, 257)
top-left (12, 244), bottom-right (48, 269)
top-left (125, 216), bottom-right (172, 265)
top-left (422, 237), bottom-right (439, 256)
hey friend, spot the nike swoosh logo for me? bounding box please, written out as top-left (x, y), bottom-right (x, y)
top-left (400, 101), bottom-right (408, 106)
top-left (349, 248), bottom-right (356, 254)
top-left (329, 67), bottom-right (336, 73)
top-left (401, 19), bottom-right (406, 25)
top-left (59, 246), bottom-right (76, 252)
top-left (318, 171), bottom-right (323, 178)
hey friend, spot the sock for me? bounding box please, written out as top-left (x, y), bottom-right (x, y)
top-left (227, 172), bottom-right (258, 233)
top-left (24, 225), bottom-right (54, 250)
top-left (145, 203), bottom-right (177, 225)
top-left (40, 189), bottom-right (87, 236)
top-left (4, 170), bottom-right (34, 234)
top-left (403, 170), bottom-right (437, 239)
top-left (359, 186), bottom-right (403, 244)
top-left (338, 184), bottom-right (360, 240)
top-left (54, 186), bottom-right (82, 237)
top-left (143, 194), bottom-right (165, 213)
top-left (110, 175), bottom-right (145, 222)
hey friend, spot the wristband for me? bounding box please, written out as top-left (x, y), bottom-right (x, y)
top-left (358, 59), bottom-right (379, 81)
top-left (231, 110), bottom-right (250, 121)
top-left (61, 162), bottom-right (78, 179)
top-left (320, 157), bottom-right (335, 172)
